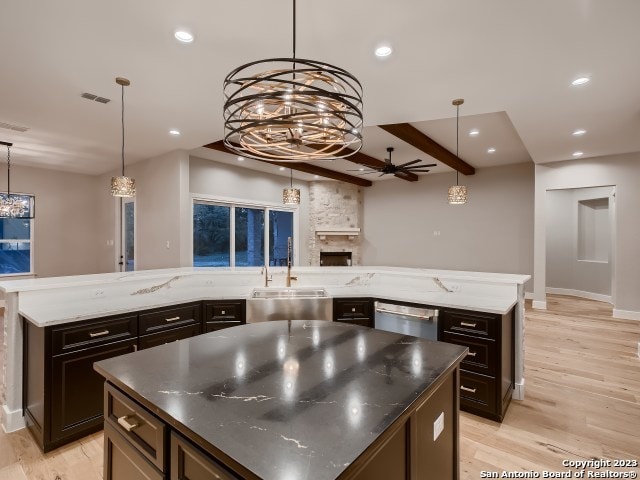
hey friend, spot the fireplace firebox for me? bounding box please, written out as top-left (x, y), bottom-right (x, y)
top-left (320, 252), bottom-right (352, 266)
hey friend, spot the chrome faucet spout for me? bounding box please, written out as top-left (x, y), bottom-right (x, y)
top-left (262, 264), bottom-right (272, 287)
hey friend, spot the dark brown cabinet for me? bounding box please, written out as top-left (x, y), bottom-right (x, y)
top-left (333, 297), bottom-right (374, 328)
top-left (171, 432), bottom-right (238, 480)
top-left (138, 303), bottom-right (202, 351)
top-left (23, 300), bottom-right (241, 452)
top-left (24, 313), bottom-right (138, 452)
top-left (104, 422), bottom-right (164, 480)
top-left (202, 300), bottom-right (245, 332)
top-left (438, 307), bottom-right (514, 422)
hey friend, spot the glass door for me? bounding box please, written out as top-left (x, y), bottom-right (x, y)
top-left (121, 199), bottom-right (135, 271)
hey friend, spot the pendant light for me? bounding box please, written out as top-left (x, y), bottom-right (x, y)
top-left (223, 0), bottom-right (363, 162)
top-left (111, 77), bottom-right (136, 197)
top-left (283, 168), bottom-right (300, 204)
top-left (0, 141), bottom-right (35, 218)
top-left (448, 98), bottom-right (468, 205)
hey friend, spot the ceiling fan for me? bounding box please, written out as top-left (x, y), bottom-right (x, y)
top-left (348, 147), bottom-right (436, 178)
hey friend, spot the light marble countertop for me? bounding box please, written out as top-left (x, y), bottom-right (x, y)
top-left (1, 266), bottom-right (530, 327)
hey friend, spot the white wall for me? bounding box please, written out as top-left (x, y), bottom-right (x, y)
top-left (534, 152), bottom-right (640, 316)
top-left (189, 155), bottom-right (311, 266)
top-left (546, 187), bottom-right (613, 299)
top-left (0, 165), bottom-right (103, 279)
top-left (362, 163), bottom-right (534, 289)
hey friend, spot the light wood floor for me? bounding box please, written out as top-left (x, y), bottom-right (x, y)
top-left (1, 296), bottom-right (638, 480)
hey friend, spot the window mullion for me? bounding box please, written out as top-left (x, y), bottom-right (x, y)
top-left (230, 205), bottom-right (236, 267)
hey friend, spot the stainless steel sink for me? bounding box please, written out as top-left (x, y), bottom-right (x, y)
top-left (247, 288), bottom-right (332, 323)
top-left (251, 288), bottom-right (327, 299)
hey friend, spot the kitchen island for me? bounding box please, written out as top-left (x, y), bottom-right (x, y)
top-left (0, 266), bottom-right (530, 435)
top-left (94, 320), bottom-right (467, 480)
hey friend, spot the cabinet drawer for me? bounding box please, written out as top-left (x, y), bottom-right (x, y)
top-left (139, 304), bottom-right (200, 336)
top-left (138, 323), bottom-right (202, 351)
top-left (333, 298), bottom-right (372, 320)
top-left (440, 309), bottom-right (497, 339)
top-left (171, 432), bottom-right (239, 480)
top-left (441, 331), bottom-right (496, 376)
top-left (104, 422), bottom-right (164, 480)
top-left (105, 383), bottom-right (166, 472)
top-left (204, 320), bottom-right (244, 333)
top-left (52, 315), bottom-right (137, 355)
top-left (203, 300), bottom-right (245, 323)
top-left (459, 370), bottom-right (497, 415)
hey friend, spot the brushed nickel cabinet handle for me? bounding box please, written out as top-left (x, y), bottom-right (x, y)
top-left (460, 322), bottom-right (477, 328)
top-left (467, 351), bottom-right (477, 357)
top-left (89, 330), bottom-right (109, 338)
top-left (165, 316), bottom-right (181, 322)
top-left (460, 386), bottom-right (477, 393)
top-left (375, 307), bottom-right (437, 320)
top-left (117, 415), bottom-right (139, 432)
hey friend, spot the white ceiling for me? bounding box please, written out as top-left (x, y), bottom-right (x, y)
top-left (1, 0), bottom-right (639, 180)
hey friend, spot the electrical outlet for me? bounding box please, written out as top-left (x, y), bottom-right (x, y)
top-left (433, 412), bottom-right (444, 441)
top-left (433, 230), bottom-right (441, 237)
top-left (637, 341), bottom-right (640, 358)
top-left (93, 289), bottom-right (105, 298)
top-left (166, 240), bottom-right (170, 249)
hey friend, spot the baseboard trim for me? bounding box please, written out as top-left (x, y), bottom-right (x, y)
top-left (612, 309), bottom-right (640, 321)
top-left (546, 287), bottom-right (612, 304)
top-left (1, 405), bottom-right (25, 433)
top-left (513, 379), bottom-right (525, 401)
top-left (0, 299), bottom-right (5, 308)
top-left (532, 300), bottom-right (547, 310)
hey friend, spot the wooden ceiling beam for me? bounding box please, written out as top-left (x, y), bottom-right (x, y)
top-left (202, 141), bottom-right (373, 187)
top-left (379, 123), bottom-right (476, 175)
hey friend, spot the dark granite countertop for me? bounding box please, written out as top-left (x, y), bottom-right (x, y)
top-left (95, 321), bottom-right (467, 480)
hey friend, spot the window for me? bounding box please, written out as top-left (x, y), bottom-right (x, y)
top-left (123, 200), bottom-right (135, 271)
top-left (193, 203), bottom-right (231, 267)
top-left (269, 210), bottom-right (293, 266)
top-left (0, 217), bottom-right (33, 275)
top-left (193, 200), bottom-right (296, 267)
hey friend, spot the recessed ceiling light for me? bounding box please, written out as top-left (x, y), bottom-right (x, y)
top-left (174, 30), bottom-right (194, 43)
top-left (572, 129), bottom-right (587, 136)
top-left (375, 45), bottom-right (393, 57)
top-left (359, 168), bottom-right (365, 171)
top-left (314, 175), bottom-right (319, 179)
top-left (487, 147), bottom-right (496, 153)
top-left (279, 167), bottom-right (286, 171)
top-left (571, 77), bottom-right (590, 86)
top-left (572, 151), bottom-right (584, 157)
top-left (237, 156), bottom-right (244, 161)
top-left (169, 129), bottom-right (180, 136)
top-left (469, 129), bottom-right (479, 136)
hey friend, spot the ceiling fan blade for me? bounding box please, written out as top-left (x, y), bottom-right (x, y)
top-left (379, 173), bottom-right (386, 177)
top-left (404, 169), bottom-right (431, 173)
top-left (396, 159), bottom-right (422, 168)
top-left (403, 164), bottom-right (437, 170)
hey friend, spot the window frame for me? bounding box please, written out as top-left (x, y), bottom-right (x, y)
top-left (0, 215), bottom-right (35, 277)
top-left (191, 194), bottom-right (299, 268)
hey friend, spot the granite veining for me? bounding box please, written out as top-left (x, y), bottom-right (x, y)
top-left (95, 321), bottom-right (467, 480)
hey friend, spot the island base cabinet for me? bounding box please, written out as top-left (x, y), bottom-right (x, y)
top-left (105, 422), bottom-right (164, 480)
top-left (171, 432), bottom-right (239, 480)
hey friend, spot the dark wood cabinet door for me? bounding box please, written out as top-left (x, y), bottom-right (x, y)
top-left (104, 422), bottom-right (164, 480)
top-left (51, 339), bottom-right (137, 444)
top-left (333, 298), bottom-right (373, 321)
top-left (139, 303), bottom-right (201, 336)
top-left (170, 432), bottom-right (238, 480)
top-left (335, 318), bottom-right (373, 328)
top-left (138, 324), bottom-right (202, 351)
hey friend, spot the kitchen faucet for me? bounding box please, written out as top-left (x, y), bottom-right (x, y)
top-left (286, 236), bottom-right (297, 287)
top-left (261, 264), bottom-right (272, 287)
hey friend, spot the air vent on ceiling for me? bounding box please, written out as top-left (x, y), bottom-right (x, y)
top-left (81, 92), bottom-right (111, 104)
top-left (0, 121), bottom-right (29, 132)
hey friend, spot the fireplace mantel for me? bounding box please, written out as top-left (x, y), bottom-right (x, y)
top-left (315, 227), bottom-right (360, 240)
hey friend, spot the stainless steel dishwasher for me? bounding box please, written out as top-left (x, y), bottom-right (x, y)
top-left (374, 301), bottom-right (439, 341)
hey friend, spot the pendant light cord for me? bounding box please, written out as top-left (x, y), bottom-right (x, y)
top-left (455, 103), bottom-right (459, 186)
top-left (6, 145), bottom-right (11, 196)
top-left (121, 84), bottom-right (125, 177)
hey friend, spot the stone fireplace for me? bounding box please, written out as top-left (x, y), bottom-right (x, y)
top-left (307, 181), bottom-right (363, 266)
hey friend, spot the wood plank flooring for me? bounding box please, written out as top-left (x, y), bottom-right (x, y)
top-left (1, 295), bottom-right (638, 480)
